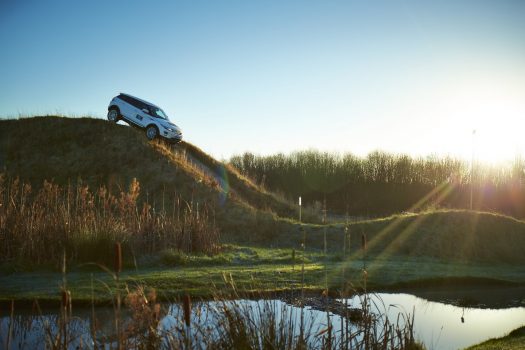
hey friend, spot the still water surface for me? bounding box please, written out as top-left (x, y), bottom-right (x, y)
top-left (358, 292), bottom-right (524, 349)
top-left (1, 291), bottom-right (524, 349)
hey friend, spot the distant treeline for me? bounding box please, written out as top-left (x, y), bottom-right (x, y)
top-left (230, 151), bottom-right (525, 218)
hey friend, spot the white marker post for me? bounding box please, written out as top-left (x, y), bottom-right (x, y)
top-left (299, 196), bottom-right (302, 223)
top-left (299, 195), bottom-right (304, 342)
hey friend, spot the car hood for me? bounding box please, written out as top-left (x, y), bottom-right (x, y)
top-left (159, 120), bottom-right (181, 132)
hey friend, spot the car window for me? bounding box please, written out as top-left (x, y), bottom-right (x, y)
top-left (118, 95), bottom-right (131, 104)
top-left (120, 95), bottom-right (139, 109)
top-left (149, 107), bottom-right (168, 120)
top-left (131, 98), bottom-right (145, 110)
top-left (118, 95), bottom-right (167, 119)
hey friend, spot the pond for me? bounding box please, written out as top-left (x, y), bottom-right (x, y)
top-left (1, 288), bottom-right (524, 349)
top-left (355, 291), bottom-right (525, 349)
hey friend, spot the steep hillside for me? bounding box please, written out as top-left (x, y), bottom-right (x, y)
top-left (0, 116), bottom-right (299, 232)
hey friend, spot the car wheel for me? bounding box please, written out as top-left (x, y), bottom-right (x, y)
top-left (107, 109), bottom-right (119, 123)
top-left (146, 125), bottom-right (158, 140)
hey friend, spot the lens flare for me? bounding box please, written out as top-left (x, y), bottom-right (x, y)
top-left (216, 163), bottom-right (230, 206)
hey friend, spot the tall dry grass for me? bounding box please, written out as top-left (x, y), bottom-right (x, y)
top-left (0, 175), bottom-right (220, 267)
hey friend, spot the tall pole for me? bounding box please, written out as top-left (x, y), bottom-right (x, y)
top-left (299, 196), bottom-right (305, 345)
top-left (323, 196), bottom-right (327, 255)
top-left (299, 196), bottom-right (302, 223)
top-left (470, 129), bottom-right (476, 210)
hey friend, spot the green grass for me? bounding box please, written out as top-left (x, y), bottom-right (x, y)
top-left (1, 245), bottom-right (523, 304)
top-left (157, 244), bottom-right (301, 266)
top-left (235, 209), bottom-right (525, 266)
top-left (466, 326), bottom-right (525, 349)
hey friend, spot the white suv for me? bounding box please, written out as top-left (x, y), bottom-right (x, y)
top-left (107, 93), bottom-right (182, 143)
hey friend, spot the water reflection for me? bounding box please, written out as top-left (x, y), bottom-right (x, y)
top-left (370, 293), bottom-right (525, 349)
top-left (0, 292), bottom-right (523, 349)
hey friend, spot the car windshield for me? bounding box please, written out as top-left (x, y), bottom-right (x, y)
top-left (149, 106), bottom-right (169, 120)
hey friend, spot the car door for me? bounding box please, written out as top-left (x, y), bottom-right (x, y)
top-left (117, 95), bottom-right (136, 122)
top-left (134, 101), bottom-right (153, 128)
top-left (128, 98), bottom-right (149, 127)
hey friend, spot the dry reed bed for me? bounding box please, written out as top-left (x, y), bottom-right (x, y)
top-left (0, 175), bottom-right (220, 267)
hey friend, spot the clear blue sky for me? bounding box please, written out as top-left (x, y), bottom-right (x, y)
top-left (1, 0), bottom-right (524, 161)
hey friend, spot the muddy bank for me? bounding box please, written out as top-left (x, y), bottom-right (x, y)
top-left (384, 285), bottom-right (525, 308)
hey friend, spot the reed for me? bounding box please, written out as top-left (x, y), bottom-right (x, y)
top-left (114, 242), bottom-right (122, 277)
top-left (183, 294), bottom-right (192, 349)
top-left (0, 175), bottom-right (220, 267)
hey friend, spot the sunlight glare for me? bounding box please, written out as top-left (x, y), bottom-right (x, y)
top-left (443, 78), bottom-right (525, 163)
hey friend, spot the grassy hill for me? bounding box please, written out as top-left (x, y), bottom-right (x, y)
top-left (0, 116), bottom-right (294, 214)
top-left (1, 116), bottom-right (525, 266)
top-left (0, 116), bottom-right (306, 241)
top-left (323, 210), bottom-right (525, 264)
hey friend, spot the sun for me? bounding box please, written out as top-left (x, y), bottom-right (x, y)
top-left (440, 78), bottom-right (525, 164)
